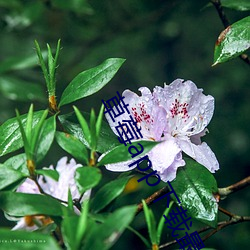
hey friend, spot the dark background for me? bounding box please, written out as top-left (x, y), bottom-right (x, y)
top-left (0, 0), bottom-right (249, 249)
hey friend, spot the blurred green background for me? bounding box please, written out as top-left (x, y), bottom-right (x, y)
top-left (0, 0), bottom-right (249, 249)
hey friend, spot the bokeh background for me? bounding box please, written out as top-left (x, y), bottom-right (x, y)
top-left (0, 0), bottom-right (249, 249)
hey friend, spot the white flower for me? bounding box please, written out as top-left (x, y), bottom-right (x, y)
top-left (103, 79), bottom-right (219, 182)
top-left (12, 157), bottom-right (90, 231)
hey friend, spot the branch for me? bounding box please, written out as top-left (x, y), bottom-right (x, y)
top-left (136, 186), bottom-right (169, 215)
top-left (211, 0), bottom-right (250, 66)
top-left (218, 176), bottom-right (250, 199)
top-left (202, 215), bottom-right (250, 242)
top-left (159, 215), bottom-right (250, 249)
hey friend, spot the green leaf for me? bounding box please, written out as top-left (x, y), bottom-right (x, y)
top-left (4, 154), bottom-right (28, 175)
top-left (89, 109), bottom-right (97, 150)
top-left (0, 192), bottom-right (65, 216)
top-left (62, 215), bottom-right (80, 250)
top-left (0, 228), bottom-right (60, 250)
top-left (0, 76), bottom-right (46, 102)
top-left (83, 205), bottom-right (136, 250)
top-left (0, 111), bottom-right (44, 157)
top-left (157, 200), bottom-right (174, 244)
top-left (142, 200), bottom-right (157, 245)
top-left (36, 116), bottom-right (56, 162)
top-left (171, 159), bottom-right (218, 227)
top-left (75, 167), bottom-right (102, 194)
top-left (221, 0), bottom-right (250, 11)
top-left (56, 131), bottom-right (89, 165)
top-left (59, 58), bottom-right (125, 106)
top-left (0, 164), bottom-right (27, 190)
top-left (59, 112), bottom-right (120, 153)
top-left (73, 106), bottom-right (91, 146)
top-left (213, 16), bottom-right (250, 65)
top-left (91, 176), bottom-right (132, 213)
top-left (36, 169), bottom-right (59, 181)
top-left (76, 200), bottom-right (89, 248)
top-left (96, 105), bottom-right (105, 140)
top-left (97, 140), bottom-right (159, 166)
top-left (30, 109), bottom-right (49, 158)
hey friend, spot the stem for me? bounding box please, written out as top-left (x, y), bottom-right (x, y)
top-left (218, 176), bottom-right (250, 199)
top-left (159, 215), bottom-right (250, 249)
top-left (136, 186), bottom-right (169, 215)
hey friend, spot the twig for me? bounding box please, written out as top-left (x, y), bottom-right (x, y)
top-left (136, 186), bottom-right (169, 215)
top-left (211, 0), bottom-right (250, 66)
top-left (218, 176), bottom-right (250, 199)
top-left (202, 216), bottom-right (250, 242)
top-left (218, 206), bottom-right (235, 217)
top-left (159, 215), bottom-right (250, 249)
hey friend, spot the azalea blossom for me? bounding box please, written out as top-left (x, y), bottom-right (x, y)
top-left (103, 79), bottom-right (219, 182)
top-left (11, 157), bottom-right (90, 231)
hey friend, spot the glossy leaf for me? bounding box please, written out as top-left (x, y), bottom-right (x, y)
top-left (0, 192), bottom-right (65, 216)
top-left (0, 76), bottom-right (46, 102)
top-left (171, 159), bottom-right (218, 227)
top-left (0, 228), bottom-right (60, 250)
top-left (0, 111), bottom-right (44, 157)
top-left (56, 131), bottom-right (89, 164)
top-left (98, 140), bottom-right (159, 166)
top-left (62, 215), bottom-right (80, 250)
top-left (36, 169), bottom-right (59, 181)
top-left (83, 205), bottom-right (136, 250)
top-left (4, 153), bottom-right (28, 175)
top-left (213, 16), bottom-right (250, 65)
top-left (157, 200), bottom-right (174, 244)
top-left (59, 112), bottom-right (119, 153)
top-left (59, 58), bottom-right (125, 106)
top-left (75, 167), bottom-right (102, 194)
top-left (142, 200), bottom-right (157, 245)
top-left (73, 106), bottom-right (91, 146)
top-left (36, 116), bottom-right (56, 162)
top-left (91, 176), bottom-right (132, 213)
top-left (0, 164), bottom-right (27, 190)
top-left (221, 0), bottom-right (250, 11)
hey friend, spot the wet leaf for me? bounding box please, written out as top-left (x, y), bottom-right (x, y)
top-left (98, 140), bottom-right (159, 166)
top-left (0, 192), bottom-right (65, 216)
top-left (75, 167), bottom-right (102, 194)
top-left (171, 158), bottom-right (218, 227)
top-left (83, 205), bottom-right (136, 250)
top-left (56, 131), bottom-right (89, 165)
top-left (0, 111), bottom-right (44, 157)
top-left (213, 16), bottom-right (250, 65)
top-left (37, 116), bottom-right (56, 162)
top-left (0, 164), bottom-right (27, 190)
top-left (59, 58), bottom-right (125, 106)
top-left (59, 112), bottom-right (119, 153)
top-left (91, 176), bottom-right (132, 213)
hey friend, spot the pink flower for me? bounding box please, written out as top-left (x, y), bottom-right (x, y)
top-left (104, 79), bottom-right (219, 182)
top-left (12, 157), bottom-right (90, 231)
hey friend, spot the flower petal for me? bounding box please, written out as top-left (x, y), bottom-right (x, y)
top-left (39, 157), bottom-right (82, 201)
top-left (105, 88), bottom-right (167, 141)
top-left (16, 178), bottom-right (40, 194)
top-left (148, 136), bottom-right (185, 182)
top-left (154, 79), bottom-right (214, 136)
top-left (179, 139), bottom-right (219, 173)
